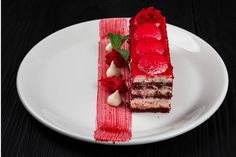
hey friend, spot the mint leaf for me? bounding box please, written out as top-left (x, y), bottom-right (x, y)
top-left (107, 33), bottom-right (130, 60)
top-left (122, 35), bottom-right (129, 43)
top-left (108, 33), bottom-right (123, 49)
top-left (115, 49), bottom-right (130, 60)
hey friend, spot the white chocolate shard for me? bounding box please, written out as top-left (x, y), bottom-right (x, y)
top-left (106, 61), bottom-right (121, 77)
top-left (105, 42), bottom-right (113, 52)
top-left (107, 90), bottom-right (122, 106)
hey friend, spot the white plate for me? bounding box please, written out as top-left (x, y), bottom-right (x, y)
top-left (17, 19), bottom-right (228, 145)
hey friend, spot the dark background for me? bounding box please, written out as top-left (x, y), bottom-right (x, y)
top-left (2, 0), bottom-right (236, 156)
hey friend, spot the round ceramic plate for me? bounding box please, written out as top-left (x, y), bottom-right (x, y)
top-left (17, 18), bottom-right (228, 145)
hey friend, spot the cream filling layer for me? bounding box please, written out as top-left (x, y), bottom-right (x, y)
top-left (131, 86), bottom-right (172, 96)
top-left (130, 98), bottom-right (170, 109)
top-left (133, 75), bottom-right (173, 83)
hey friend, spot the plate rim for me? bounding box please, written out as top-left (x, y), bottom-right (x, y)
top-left (16, 18), bottom-right (229, 145)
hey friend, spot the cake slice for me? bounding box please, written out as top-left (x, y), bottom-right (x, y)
top-left (129, 7), bottom-right (173, 112)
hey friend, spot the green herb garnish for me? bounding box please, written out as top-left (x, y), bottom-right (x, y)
top-left (107, 33), bottom-right (130, 60)
top-left (115, 49), bottom-right (130, 60)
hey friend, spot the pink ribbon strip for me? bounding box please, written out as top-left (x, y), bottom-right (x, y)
top-left (94, 18), bottom-right (132, 142)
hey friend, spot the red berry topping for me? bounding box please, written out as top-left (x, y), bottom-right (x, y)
top-left (105, 50), bottom-right (126, 67)
top-left (134, 23), bottom-right (162, 41)
top-left (99, 77), bottom-right (127, 93)
top-left (136, 38), bottom-right (164, 56)
top-left (138, 54), bottom-right (168, 75)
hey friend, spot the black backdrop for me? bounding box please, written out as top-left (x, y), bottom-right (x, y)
top-left (2, 0), bottom-right (236, 156)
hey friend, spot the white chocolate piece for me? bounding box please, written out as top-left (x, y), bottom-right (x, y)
top-left (107, 90), bottom-right (122, 106)
top-left (106, 61), bottom-right (121, 77)
top-left (155, 22), bottom-right (160, 27)
top-left (105, 42), bottom-right (113, 52)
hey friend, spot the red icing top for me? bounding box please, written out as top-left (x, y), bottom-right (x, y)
top-left (136, 38), bottom-right (164, 55)
top-left (134, 23), bottom-right (162, 41)
top-left (129, 7), bottom-right (173, 78)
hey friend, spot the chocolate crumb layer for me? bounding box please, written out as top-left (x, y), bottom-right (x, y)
top-left (131, 92), bottom-right (172, 99)
top-left (129, 107), bottom-right (170, 113)
top-left (132, 82), bottom-right (173, 89)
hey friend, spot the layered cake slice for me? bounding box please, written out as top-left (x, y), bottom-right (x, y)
top-left (129, 7), bottom-right (173, 112)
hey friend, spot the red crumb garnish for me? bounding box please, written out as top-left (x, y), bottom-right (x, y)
top-left (105, 50), bottom-right (127, 67)
top-left (99, 77), bottom-right (127, 93)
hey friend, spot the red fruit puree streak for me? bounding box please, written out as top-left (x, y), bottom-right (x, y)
top-left (94, 18), bottom-right (132, 142)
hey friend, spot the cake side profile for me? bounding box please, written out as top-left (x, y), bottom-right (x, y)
top-left (129, 7), bottom-right (173, 112)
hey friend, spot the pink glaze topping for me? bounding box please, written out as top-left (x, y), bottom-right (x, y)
top-left (138, 53), bottom-right (169, 75)
top-left (133, 23), bottom-right (162, 41)
top-left (136, 38), bottom-right (164, 56)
